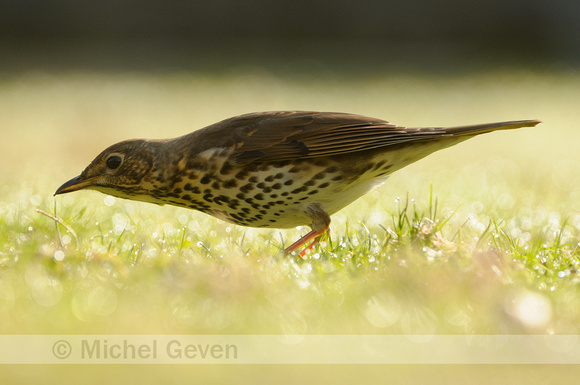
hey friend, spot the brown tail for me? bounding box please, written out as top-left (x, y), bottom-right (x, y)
top-left (443, 119), bottom-right (542, 136)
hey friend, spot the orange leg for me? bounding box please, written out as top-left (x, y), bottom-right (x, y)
top-left (285, 225), bottom-right (330, 257)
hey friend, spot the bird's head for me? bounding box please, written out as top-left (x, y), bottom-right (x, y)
top-left (55, 139), bottom-right (163, 202)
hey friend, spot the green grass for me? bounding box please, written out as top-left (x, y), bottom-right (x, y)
top-left (1, 68), bottom-right (580, 383)
top-left (6, 182), bottom-right (578, 335)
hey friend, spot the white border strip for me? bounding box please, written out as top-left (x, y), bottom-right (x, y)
top-left (0, 335), bottom-right (578, 364)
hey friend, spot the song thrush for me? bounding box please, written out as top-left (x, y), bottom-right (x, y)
top-left (55, 111), bottom-right (540, 254)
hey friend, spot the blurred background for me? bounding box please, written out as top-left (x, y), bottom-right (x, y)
top-left (1, 0), bottom-right (579, 72)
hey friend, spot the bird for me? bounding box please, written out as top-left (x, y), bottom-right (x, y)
top-left (55, 111), bottom-right (541, 255)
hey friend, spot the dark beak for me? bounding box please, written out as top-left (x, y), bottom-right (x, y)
top-left (54, 175), bottom-right (96, 195)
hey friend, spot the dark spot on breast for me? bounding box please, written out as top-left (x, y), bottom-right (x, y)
top-left (188, 201), bottom-right (211, 211)
top-left (203, 194), bottom-right (213, 202)
top-left (272, 183), bottom-right (282, 190)
top-left (265, 175), bottom-right (274, 182)
top-left (291, 186), bottom-right (308, 194)
top-left (262, 187), bottom-right (272, 193)
top-left (200, 175), bottom-right (211, 184)
top-left (241, 208), bottom-right (251, 214)
top-left (254, 193), bottom-right (264, 200)
top-left (240, 184), bottom-right (255, 193)
top-left (223, 179), bottom-right (237, 188)
top-left (190, 185), bottom-right (202, 194)
top-left (313, 172), bottom-right (326, 180)
top-left (326, 166), bottom-right (339, 173)
top-left (304, 180), bottom-right (316, 187)
top-left (281, 192), bottom-right (289, 196)
top-left (284, 180), bottom-right (294, 186)
top-left (308, 189), bottom-right (319, 195)
top-left (230, 213), bottom-right (244, 222)
top-left (269, 194), bottom-right (278, 199)
top-left (214, 195), bottom-right (230, 205)
top-left (331, 175), bottom-right (343, 181)
top-left (211, 182), bottom-right (221, 190)
top-left (249, 176), bottom-right (258, 183)
top-left (235, 170), bottom-right (248, 180)
top-left (174, 188), bottom-right (182, 194)
top-left (181, 194), bottom-right (191, 201)
top-left (257, 182), bottom-right (266, 188)
top-left (259, 209), bottom-right (267, 215)
top-left (236, 193), bottom-right (245, 200)
top-left (318, 182), bottom-right (330, 188)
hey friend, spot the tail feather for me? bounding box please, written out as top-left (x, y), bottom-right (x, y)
top-left (442, 119), bottom-right (542, 136)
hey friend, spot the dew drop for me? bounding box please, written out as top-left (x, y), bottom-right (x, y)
top-left (54, 250), bottom-right (65, 261)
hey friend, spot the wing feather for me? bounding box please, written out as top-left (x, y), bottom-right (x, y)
top-left (184, 111), bottom-right (540, 164)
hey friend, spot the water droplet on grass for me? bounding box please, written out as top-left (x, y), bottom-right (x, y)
top-left (558, 270), bottom-right (568, 278)
top-left (54, 250), bottom-right (65, 261)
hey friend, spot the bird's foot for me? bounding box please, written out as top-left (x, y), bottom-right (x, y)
top-left (284, 225), bottom-right (330, 257)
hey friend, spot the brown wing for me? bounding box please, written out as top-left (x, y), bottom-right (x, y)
top-left (188, 111), bottom-right (539, 164)
top-left (192, 111), bottom-right (417, 163)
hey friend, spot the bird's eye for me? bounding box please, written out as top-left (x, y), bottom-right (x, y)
top-left (106, 155), bottom-right (123, 170)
